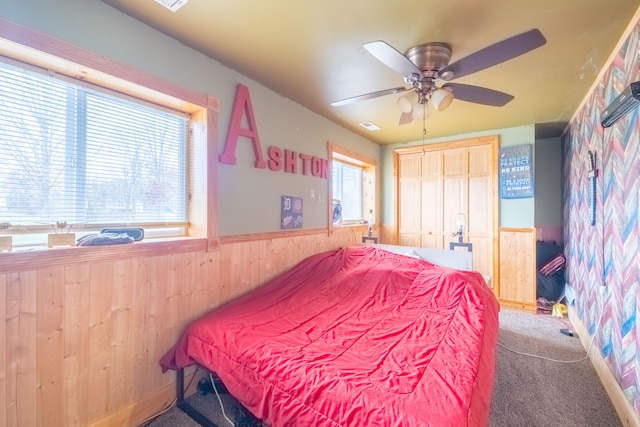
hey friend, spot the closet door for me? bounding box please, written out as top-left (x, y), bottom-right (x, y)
top-left (468, 144), bottom-right (494, 279)
top-left (420, 151), bottom-right (443, 248)
top-left (442, 148), bottom-right (468, 242)
top-left (398, 153), bottom-right (421, 246)
top-left (396, 136), bottom-right (497, 285)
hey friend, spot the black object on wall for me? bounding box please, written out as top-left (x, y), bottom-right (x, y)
top-left (600, 81), bottom-right (640, 128)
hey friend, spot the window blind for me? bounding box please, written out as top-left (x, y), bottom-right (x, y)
top-left (332, 160), bottom-right (363, 222)
top-left (0, 60), bottom-right (188, 233)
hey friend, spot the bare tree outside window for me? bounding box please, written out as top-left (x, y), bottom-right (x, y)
top-left (0, 61), bottom-right (187, 236)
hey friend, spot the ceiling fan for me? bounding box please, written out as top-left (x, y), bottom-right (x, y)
top-left (331, 29), bottom-right (546, 125)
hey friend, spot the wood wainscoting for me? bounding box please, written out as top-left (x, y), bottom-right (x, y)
top-left (0, 227), bottom-right (364, 427)
top-left (498, 227), bottom-right (537, 312)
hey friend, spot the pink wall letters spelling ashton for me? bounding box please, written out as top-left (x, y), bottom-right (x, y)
top-left (219, 84), bottom-right (328, 179)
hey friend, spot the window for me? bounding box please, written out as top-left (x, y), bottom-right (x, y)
top-left (0, 60), bottom-right (189, 246)
top-left (329, 144), bottom-right (376, 226)
top-left (332, 160), bottom-right (363, 222)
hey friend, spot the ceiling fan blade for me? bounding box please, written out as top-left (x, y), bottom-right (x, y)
top-left (445, 83), bottom-right (514, 106)
top-left (398, 111), bottom-right (413, 125)
top-left (439, 29), bottom-right (546, 80)
top-left (363, 40), bottom-right (423, 77)
top-left (331, 86), bottom-right (410, 107)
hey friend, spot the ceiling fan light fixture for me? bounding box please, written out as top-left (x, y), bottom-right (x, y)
top-left (397, 95), bottom-right (413, 114)
top-left (412, 102), bottom-right (429, 120)
top-left (431, 88), bottom-right (455, 112)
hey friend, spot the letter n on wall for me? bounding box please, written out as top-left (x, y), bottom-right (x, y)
top-left (219, 84), bottom-right (267, 168)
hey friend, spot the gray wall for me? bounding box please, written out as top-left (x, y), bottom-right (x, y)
top-left (0, 0), bottom-right (381, 236)
top-left (534, 136), bottom-right (563, 242)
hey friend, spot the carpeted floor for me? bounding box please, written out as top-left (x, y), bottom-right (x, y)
top-left (146, 308), bottom-right (622, 427)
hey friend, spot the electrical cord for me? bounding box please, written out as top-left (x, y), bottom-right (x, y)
top-left (498, 292), bottom-right (606, 364)
top-left (211, 372), bottom-right (236, 426)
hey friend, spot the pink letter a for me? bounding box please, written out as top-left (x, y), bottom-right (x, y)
top-left (219, 84), bottom-right (266, 168)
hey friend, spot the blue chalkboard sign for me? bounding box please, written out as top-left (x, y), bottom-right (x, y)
top-left (499, 144), bottom-right (534, 199)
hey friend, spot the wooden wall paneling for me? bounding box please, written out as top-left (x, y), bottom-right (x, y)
top-left (5, 273), bottom-right (16, 427)
top-left (87, 262), bottom-right (113, 420)
top-left (6, 271), bottom-right (38, 426)
top-left (63, 263), bottom-right (91, 426)
top-left (220, 242), bottom-right (244, 303)
top-left (109, 259), bottom-right (134, 413)
top-left (36, 267), bottom-right (65, 426)
top-left (498, 228), bottom-right (536, 311)
top-left (147, 256), bottom-right (167, 394)
top-left (180, 251), bottom-right (196, 327)
top-left (379, 225), bottom-right (397, 245)
top-left (0, 230), bottom-right (362, 427)
top-left (165, 254), bottom-right (182, 360)
top-left (251, 239), bottom-right (268, 289)
top-left (202, 251), bottom-right (219, 314)
top-left (0, 273), bottom-right (5, 427)
top-left (130, 258), bottom-right (151, 400)
top-left (469, 238), bottom-right (491, 287)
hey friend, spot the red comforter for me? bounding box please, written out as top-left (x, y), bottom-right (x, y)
top-left (160, 245), bottom-right (499, 427)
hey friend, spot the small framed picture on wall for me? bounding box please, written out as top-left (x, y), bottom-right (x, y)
top-left (281, 195), bottom-right (303, 229)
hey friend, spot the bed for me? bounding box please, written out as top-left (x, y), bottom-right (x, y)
top-left (160, 244), bottom-right (499, 427)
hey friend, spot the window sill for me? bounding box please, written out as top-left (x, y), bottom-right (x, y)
top-left (0, 236), bottom-right (211, 274)
top-left (333, 223), bottom-right (369, 228)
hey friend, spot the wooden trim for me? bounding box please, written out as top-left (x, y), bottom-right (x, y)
top-left (392, 150), bottom-right (400, 244)
top-left (206, 95), bottom-right (219, 240)
top-left (327, 141), bottom-right (335, 236)
top-left (328, 141), bottom-right (377, 166)
top-left (0, 17), bottom-right (210, 109)
top-left (221, 227), bottom-right (335, 244)
top-left (569, 306), bottom-right (640, 427)
top-left (393, 136), bottom-right (498, 155)
top-left (491, 138), bottom-right (500, 296)
top-left (0, 238), bottom-right (208, 274)
top-left (498, 227), bottom-right (537, 233)
top-left (498, 299), bottom-right (537, 312)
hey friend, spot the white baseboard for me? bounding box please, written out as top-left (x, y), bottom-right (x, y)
top-left (568, 306), bottom-right (640, 427)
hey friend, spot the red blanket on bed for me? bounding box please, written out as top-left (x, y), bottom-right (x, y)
top-left (160, 245), bottom-right (499, 427)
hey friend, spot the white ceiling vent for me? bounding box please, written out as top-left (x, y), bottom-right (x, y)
top-left (154, 0), bottom-right (188, 12)
top-left (359, 121), bottom-right (381, 131)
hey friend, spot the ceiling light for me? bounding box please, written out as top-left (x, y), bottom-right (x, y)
top-left (412, 102), bottom-right (429, 120)
top-left (154, 0), bottom-right (189, 12)
top-left (397, 95), bottom-right (413, 114)
top-left (431, 88), bottom-right (455, 112)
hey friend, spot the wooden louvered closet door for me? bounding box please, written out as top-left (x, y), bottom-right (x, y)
top-left (395, 136), bottom-right (497, 287)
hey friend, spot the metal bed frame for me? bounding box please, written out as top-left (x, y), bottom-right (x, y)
top-left (175, 367), bottom-right (262, 427)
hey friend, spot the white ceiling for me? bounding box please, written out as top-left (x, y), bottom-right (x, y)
top-left (104, 0), bottom-right (640, 144)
